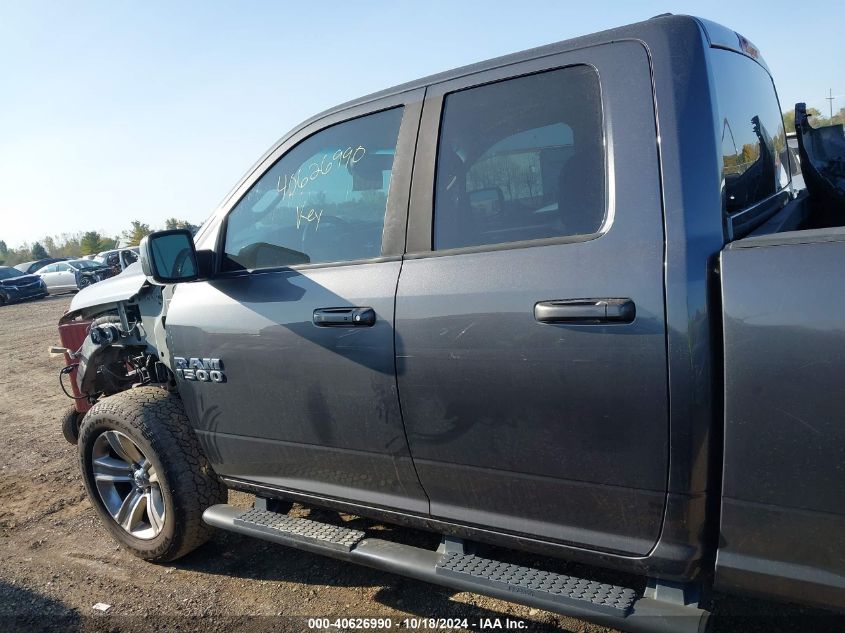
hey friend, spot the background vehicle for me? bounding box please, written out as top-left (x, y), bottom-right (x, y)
top-left (14, 257), bottom-right (68, 274)
top-left (95, 247), bottom-right (139, 275)
top-left (0, 266), bottom-right (47, 305)
top-left (53, 15), bottom-right (845, 633)
top-left (36, 259), bottom-right (113, 293)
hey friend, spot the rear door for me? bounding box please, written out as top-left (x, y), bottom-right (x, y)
top-left (167, 93), bottom-right (429, 513)
top-left (396, 43), bottom-right (668, 554)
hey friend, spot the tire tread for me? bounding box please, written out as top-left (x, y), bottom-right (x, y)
top-left (79, 386), bottom-right (227, 562)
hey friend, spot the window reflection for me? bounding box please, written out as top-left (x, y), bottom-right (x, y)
top-left (434, 65), bottom-right (605, 250)
top-left (223, 108), bottom-right (403, 270)
top-left (713, 49), bottom-right (789, 215)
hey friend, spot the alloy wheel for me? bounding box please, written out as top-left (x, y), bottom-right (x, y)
top-left (91, 430), bottom-right (166, 539)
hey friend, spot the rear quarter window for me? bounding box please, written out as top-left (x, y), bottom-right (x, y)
top-left (712, 49), bottom-right (790, 217)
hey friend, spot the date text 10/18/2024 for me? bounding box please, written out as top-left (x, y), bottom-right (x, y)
top-left (307, 617), bottom-right (529, 630)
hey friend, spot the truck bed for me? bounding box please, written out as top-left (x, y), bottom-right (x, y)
top-left (717, 226), bottom-right (845, 608)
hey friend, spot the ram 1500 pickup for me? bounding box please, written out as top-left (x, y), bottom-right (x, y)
top-left (53, 14), bottom-right (845, 632)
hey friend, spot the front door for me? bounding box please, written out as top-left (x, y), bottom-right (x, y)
top-left (395, 43), bottom-right (668, 554)
top-left (42, 262), bottom-right (75, 291)
top-left (167, 98), bottom-right (429, 513)
top-left (57, 263), bottom-right (77, 287)
top-left (37, 263), bottom-right (59, 289)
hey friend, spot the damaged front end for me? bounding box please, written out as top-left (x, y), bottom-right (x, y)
top-left (75, 265), bottom-right (113, 289)
top-left (54, 263), bottom-right (175, 441)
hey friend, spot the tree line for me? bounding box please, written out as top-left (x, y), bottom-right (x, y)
top-left (783, 106), bottom-right (845, 134)
top-left (0, 218), bottom-right (200, 267)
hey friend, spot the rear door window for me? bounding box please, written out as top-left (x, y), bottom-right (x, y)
top-left (223, 108), bottom-right (403, 270)
top-left (433, 66), bottom-right (605, 250)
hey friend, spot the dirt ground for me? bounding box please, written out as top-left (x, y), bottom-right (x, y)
top-left (0, 295), bottom-right (841, 633)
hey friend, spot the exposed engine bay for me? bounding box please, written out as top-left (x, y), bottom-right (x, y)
top-left (56, 268), bottom-right (173, 414)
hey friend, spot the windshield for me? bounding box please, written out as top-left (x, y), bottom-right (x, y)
top-left (0, 267), bottom-right (24, 280)
top-left (69, 260), bottom-right (100, 269)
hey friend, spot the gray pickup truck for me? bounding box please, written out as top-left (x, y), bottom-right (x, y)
top-left (53, 14), bottom-right (845, 632)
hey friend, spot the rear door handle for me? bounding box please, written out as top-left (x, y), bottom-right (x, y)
top-left (313, 307), bottom-right (376, 327)
top-left (534, 298), bottom-right (635, 324)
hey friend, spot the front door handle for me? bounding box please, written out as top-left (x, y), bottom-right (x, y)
top-left (313, 307), bottom-right (376, 327)
top-left (534, 298), bottom-right (635, 324)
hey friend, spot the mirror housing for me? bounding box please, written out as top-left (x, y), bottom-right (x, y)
top-left (139, 229), bottom-right (200, 284)
top-left (468, 187), bottom-right (504, 215)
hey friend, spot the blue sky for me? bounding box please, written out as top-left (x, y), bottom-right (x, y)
top-left (1, 0), bottom-right (842, 248)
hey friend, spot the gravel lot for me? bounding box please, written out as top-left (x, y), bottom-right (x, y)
top-left (0, 295), bottom-right (840, 632)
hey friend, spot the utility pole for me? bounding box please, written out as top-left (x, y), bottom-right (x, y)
top-left (826, 88), bottom-right (835, 119)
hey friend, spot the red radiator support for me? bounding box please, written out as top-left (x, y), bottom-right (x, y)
top-left (58, 318), bottom-right (93, 413)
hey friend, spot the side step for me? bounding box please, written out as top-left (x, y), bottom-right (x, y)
top-left (436, 552), bottom-right (637, 617)
top-left (203, 504), bottom-right (709, 633)
top-left (234, 507), bottom-right (365, 552)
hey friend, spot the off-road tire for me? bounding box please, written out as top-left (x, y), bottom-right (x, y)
top-left (78, 386), bottom-right (227, 562)
top-left (60, 405), bottom-right (80, 444)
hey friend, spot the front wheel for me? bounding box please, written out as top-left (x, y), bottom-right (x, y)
top-left (78, 386), bottom-right (227, 562)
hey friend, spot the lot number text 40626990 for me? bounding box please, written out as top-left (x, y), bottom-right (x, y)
top-left (307, 617), bottom-right (528, 630)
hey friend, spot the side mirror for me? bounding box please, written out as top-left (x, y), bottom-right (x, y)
top-left (468, 187), bottom-right (504, 216)
top-left (139, 229), bottom-right (199, 284)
